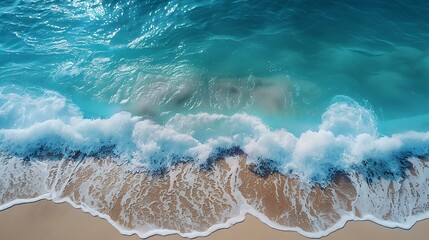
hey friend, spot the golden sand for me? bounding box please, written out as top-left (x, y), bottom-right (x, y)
top-left (1, 156), bottom-right (428, 239)
top-left (0, 200), bottom-right (428, 240)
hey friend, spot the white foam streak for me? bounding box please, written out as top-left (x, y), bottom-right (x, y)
top-left (2, 87), bottom-right (429, 238)
top-left (1, 89), bottom-right (429, 180)
top-left (1, 156), bottom-right (429, 239)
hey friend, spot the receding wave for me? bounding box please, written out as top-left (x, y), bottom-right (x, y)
top-left (1, 86), bottom-right (429, 238)
top-left (2, 0), bottom-right (429, 238)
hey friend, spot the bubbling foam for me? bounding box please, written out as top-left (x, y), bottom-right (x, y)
top-left (1, 87), bottom-right (428, 182)
top-left (1, 87), bottom-right (429, 238)
top-left (1, 155), bottom-right (429, 238)
top-left (0, 86), bottom-right (81, 128)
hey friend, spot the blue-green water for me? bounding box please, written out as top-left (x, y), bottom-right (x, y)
top-left (1, 0), bottom-right (429, 180)
top-left (2, 1), bottom-right (429, 238)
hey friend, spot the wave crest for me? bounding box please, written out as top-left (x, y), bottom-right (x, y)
top-left (1, 87), bottom-right (428, 183)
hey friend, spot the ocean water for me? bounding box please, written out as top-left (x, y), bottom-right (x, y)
top-left (1, 0), bottom-right (429, 238)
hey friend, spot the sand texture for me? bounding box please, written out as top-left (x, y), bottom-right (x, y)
top-left (0, 200), bottom-right (428, 240)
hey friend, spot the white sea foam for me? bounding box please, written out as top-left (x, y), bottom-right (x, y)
top-left (0, 86), bottom-right (81, 128)
top-left (1, 155), bottom-right (429, 239)
top-left (1, 87), bottom-right (429, 238)
top-left (1, 87), bottom-right (429, 179)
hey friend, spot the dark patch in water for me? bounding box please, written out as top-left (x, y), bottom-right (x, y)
top-left (148, 164), bottom-right (169, 176)
top-left (11, 142), bottom-right (118, 162)
top-left (354, 152), bottom-right (416, 184)
top-left (9, 140), bottom-right (427, 186)
top-left (87, 144), bottom-right (117, 159)
top-left (199, 146), bottom-right (244, 171)
top-left (249, 158), bottom-right (281, 178)
top-left (146, 154), bottom-right (191, 175)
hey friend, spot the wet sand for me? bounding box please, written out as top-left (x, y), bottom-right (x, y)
top-left (0, 200), bottom-right (427, 240)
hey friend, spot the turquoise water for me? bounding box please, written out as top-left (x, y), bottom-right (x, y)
top-left (2, 1), bottom-right (429, 238)
top-left (1, 0), bottom-right (429, 181)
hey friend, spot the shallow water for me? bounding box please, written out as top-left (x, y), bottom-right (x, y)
top-left (1, 0), bottom-right (429, 238)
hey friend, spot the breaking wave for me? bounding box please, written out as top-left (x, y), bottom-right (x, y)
top-left (2, 0), bottom-right (429, 238)
top-left (1, 86), bottom-right (429, 238)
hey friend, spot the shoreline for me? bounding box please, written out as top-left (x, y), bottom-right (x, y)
top-left (1, 156), bottom-right (429, 239)
top-left (0, 200), bottom-right (428, 240)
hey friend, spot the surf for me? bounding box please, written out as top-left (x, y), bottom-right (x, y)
top-left (1, 0), bottom-right (429, 238)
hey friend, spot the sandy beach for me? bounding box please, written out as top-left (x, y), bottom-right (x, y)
top-left (0, 200), bottom-right (427, 240)
top-left (2, 1), bottom-right (429, 240)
